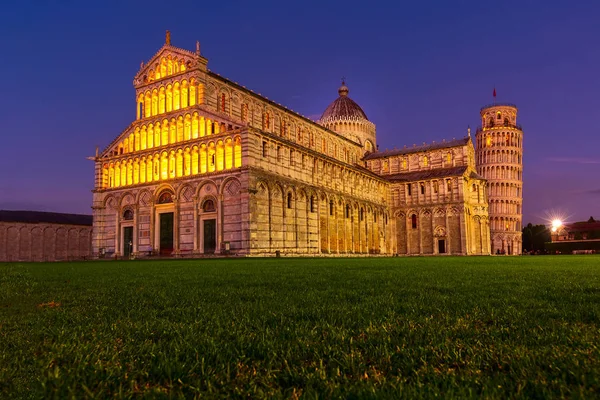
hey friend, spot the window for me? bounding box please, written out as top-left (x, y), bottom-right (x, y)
top-left (374, 212), bottom-right (377, 223)
top-left (262, 141), bottom-right (268, 158)
top-left (402, 158), bottom-right (407, 170)
top-left (346, 205), bottom-right (350, 218)
top-left (360, 208), bottom-right (364, 221)
top-left (158, 191), bottom-right (173, 204)
top-left (423, 156), bottom-right (429, 167)
top-left (411, 214), bottom-right (417, 229)
top-left (310, 196), bottom-right (315, 213)
top-left (220, 93), bottom-right (226, 113)
top-left (433, 180), bottom-right (439, 194)
top-left (287, 193), bottom-right (292, 209)
top-left (407, 184), bottom-right (412, 196)
top-left (203, 199), bottom-right (216, 212)
top-left (497, 112), bottom-right (502, 120)
top-left (420, 183), bottom-right (425, 195)
top-left (329, 201), bottom-right (334, 216)
top-left (447, 153), bottom-right (452, 164)
top-left (289, 149), bottom-right (294, 166)
top-left (276, 146), bottom-right (281, 162)
top-left (123, 209), bottom-right (134, 220)
top-left (447, 179), bottom-right (452, 192)
top-left (263, 112), bottom-right (270, 131)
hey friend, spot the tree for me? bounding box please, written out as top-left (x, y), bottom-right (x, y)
top-left (522, 223), bottom-right (551, 253)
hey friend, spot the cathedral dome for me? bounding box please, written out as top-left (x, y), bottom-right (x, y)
top-left (320, 82), bottom-right (369, 122)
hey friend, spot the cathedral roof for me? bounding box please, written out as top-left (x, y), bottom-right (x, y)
top-left (363, 137), bottom-right (470, 160)
top-left (385, 166), bottom-right (476, 182)
top-left (0, 210), bottom-right (93, 226)
top-left (320, 82), bottom-right (369, 122)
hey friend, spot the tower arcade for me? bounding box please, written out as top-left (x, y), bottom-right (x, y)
top-left (475, 103), bottom-right (524, 254)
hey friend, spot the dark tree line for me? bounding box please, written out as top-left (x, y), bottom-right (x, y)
top-left (522, 223), bottom-right (551, 253)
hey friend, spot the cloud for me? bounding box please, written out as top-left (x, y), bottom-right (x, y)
top-left (546, 157), bottom-right (600, 164)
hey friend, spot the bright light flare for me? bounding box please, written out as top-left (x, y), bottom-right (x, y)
top-left (542, 209), bottom-right (570, 232)
top-left (551, 219), bottom-right (563, 229)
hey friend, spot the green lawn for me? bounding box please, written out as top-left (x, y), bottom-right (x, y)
top-left (1, 256), bottom-right (599, 399)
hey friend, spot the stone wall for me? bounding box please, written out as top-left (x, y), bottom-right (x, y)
top-left (0, 222), bottom-right (92, 262)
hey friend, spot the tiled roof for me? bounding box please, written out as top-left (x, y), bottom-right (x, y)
top-left (470, 171), bottom-right (486, 180)
top-left (0, 210), bottom-right (93, 226)
top-left (320, 84), bottom-right (369, 121)
top-left (564, 221), bottom-right (600, 232)
top-left (320, 96), bottom-right (368, 121)
top-left (364, 137), bottom-right (470, 160)
top-left (385, 166), bottom-right (469, 182)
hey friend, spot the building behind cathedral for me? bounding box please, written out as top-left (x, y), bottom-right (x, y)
top-left (91, 34), bottom-right (524, 258)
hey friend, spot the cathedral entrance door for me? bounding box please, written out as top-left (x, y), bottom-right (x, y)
top-left (123, 226), bottom-right (133, 257)
top-left (159, 212), bottom-right (174, 255)
top-left (203, 219), bottom-right (216, 253)
top-left (438, 239), bottom-right (446, 254)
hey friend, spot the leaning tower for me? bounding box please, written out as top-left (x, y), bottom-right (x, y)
top-left (475, 103), bottom-right (524, 255)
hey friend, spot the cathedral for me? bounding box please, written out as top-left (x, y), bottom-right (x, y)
top-left (91, 33), bottom-right (523, 257)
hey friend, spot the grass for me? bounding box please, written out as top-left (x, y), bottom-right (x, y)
top-left (1, 256), bottom-right (599, 399)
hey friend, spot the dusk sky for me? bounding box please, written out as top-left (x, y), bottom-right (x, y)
top-left (0, 0), bottom-right (598, 225)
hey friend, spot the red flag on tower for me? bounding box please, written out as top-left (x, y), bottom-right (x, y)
top-left (493, 87), bottom-right (496, 98)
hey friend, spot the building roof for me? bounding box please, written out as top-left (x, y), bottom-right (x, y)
top-left (320, 83), bottom-right (369, 122)
top-left (385, 166), bottom-right (470, 182)
top-left (469, 171), bottom-right (486, 180)
top-left (564, 221), bottom-right (600, 232)
top-left (0, 210), bottom-right (93, 226)
top-left (363, 137), bottom-right (470, 160)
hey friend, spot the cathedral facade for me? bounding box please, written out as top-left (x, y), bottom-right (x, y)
top-left (91, 34), bottom-right (523, 257)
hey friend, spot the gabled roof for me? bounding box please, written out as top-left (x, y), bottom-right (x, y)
top-left (364, 137), bottom-right (470, 160)
top-left (133, 43), bottom-right (207, 85)
top-left (0, 210), bottom-right (93, 226)
top-left (385, 166), bottom-right (469, 182)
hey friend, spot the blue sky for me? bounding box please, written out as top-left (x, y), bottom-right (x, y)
top-left (0, 0), bottom-right (598, 224)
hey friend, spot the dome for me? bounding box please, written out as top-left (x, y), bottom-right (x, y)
top-left (320, 82), bottom-right (369, 122)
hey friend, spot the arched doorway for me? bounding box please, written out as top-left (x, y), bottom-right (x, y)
top-left (200, 198), bottom-right (217, 253)
top-left (156, 190), bottom-right (174, 255)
